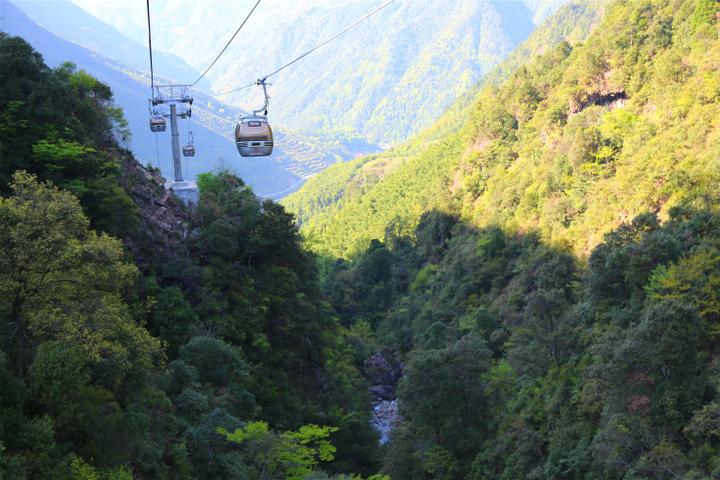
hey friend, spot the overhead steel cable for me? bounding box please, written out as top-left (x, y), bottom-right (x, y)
top-left (211, 81), bottom-right (257, 97)
top-left (264, 0), bottom-right (397, 80)
top-left (190, 0), bottom-right (263, 88)
top-left (146, 0), bottom-right (156, 99)
top-left (211, 0), bottom-right (398, 97)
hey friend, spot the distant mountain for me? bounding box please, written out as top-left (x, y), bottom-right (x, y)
top-left (10, 0), bottom-right (210, 91)
top-left (3, 1), bottom-right (350, 197)
top-left (70, 0), bottom-right (547, 147)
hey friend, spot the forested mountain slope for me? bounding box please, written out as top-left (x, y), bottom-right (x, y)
top-left (287, 0), bottom-right (719, 259)
top-left (283, 0), bottom-right (613, 257)
top-left (0, 34), bottom-right (384, 479)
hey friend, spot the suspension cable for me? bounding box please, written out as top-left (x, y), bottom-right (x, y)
top-left (187, 113), bottom-right (193, 144)
top-left (211, 0), bottom-right (397, 97)
top-left (154, 132), bottom-right (160, 169)
top-left (266, 0), bottom-right (396, 80)
top-left (191, 0), bottom-right (263, 88)
top-left (211, 81), bottom-right (257, 97)
top-left (146, 0), bottom-right (156, 101)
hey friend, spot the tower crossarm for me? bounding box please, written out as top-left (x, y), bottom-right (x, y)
top-left (151, 84), bottom-right (193, 105)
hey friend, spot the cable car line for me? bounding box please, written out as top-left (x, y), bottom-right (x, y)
top-left (212, 0), bottom-right (398, 97)
top-left (226, 0), bottom-right (397, 158)
top-left (211, 81), bottom-right (256, 97)
top-left (190, 0), bottom-right (263, 88)
top-left (145, 0), bottom-right (156, 97)
top-left (265, 0), bottom-right (397, 80)
top-left (147, 0), bottom-right (397, 162)
top-left (154, 131), bottom-right (161, 169)
top-left (146, 0), bottom-right (168, 133)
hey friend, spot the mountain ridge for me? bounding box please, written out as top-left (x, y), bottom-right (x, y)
top-left (10, 0), bottom-right (210, 90)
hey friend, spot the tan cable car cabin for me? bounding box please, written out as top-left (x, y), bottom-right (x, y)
top-left (183, 130), bottom-right (195, 157)
top-left (235, 115), bottom-right (274, 157)
top-left (182, 144), bottom-right (196, 157)
top-left (235, 79), bottom-right (273, 157)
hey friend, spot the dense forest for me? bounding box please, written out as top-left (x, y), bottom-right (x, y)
top-left (2, 0), bottom-right (720, 478)
top-left (0, 34), bottom-right (385, 479)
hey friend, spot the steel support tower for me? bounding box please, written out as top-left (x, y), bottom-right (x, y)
top-left (150, 84), bottom-right (193, 183)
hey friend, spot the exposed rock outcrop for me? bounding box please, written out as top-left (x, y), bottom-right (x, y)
top-left (364, 350), bottom-right (403, 392)
top-left (116, 149), bottom-right (193, 267)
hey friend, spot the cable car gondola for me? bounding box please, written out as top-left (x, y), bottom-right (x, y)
top-left (235, 79), bottom-right (274, 157)
top-left (182, 144), bottom-right (196, 157)
top-left (235, 115), bottom-right (273, 157)
top-left (183, 127), bottom-right (195, 157)
top-left (149, 113), bottom-right (166, 132)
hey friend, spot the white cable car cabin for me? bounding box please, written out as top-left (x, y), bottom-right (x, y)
top-left (235, 115), bottom-right (273, 157)
top-left (149, 114), bottom-right (166, 132)
top-left (183, 130), bottom-right (195, 157)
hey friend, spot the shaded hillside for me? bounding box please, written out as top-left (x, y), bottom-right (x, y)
top-left (325, 203), bottom-right (720, 479)
top-left (285, 0), bottom-right (719, 259)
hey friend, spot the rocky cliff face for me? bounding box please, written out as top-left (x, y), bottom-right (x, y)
top-left (116, 149), bottom-right (192, 267)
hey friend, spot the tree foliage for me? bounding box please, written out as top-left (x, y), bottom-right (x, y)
top-left (0, 36), bottom-right (378, 479)
top-left (3, 0), bottom-right (720, 478)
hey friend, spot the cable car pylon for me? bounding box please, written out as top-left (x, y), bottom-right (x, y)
top-left (145, 0), bottom-right (197, 203)
top-left (149, 85), bottom-right (193, 181)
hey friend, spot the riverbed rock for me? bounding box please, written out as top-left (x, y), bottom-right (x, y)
top-left (366, 350), bottom-right (403, 443)
top-left (372, 399), bottom-right (399, 445)
top-left (364, 350), bottom-right (402, 386)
